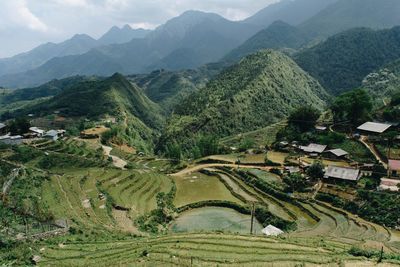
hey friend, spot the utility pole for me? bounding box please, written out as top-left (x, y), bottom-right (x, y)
top-left (250, 202), bottom-right (255, 235)
top-left (378, 246), bottom-right (384, 263)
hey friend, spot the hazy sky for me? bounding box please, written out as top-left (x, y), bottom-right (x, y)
top-left (0, 0), bottom-right (279, 58)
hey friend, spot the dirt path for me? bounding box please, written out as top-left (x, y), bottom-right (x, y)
top-left (170, 163), bottom-right (277, 177)
top-left (112, 209), bottom-right (141, 234)
top-left (102, 145), bottom-right (127, 169)
top-left (359, 136), bottom-right (388, 169)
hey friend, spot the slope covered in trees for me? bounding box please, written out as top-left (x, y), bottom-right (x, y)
top-left (158, 50), bottom-right (328, 153)
top-left (294, 27), bottom-right (400, 94)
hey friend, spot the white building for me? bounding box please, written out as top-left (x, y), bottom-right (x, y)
top-left (262, 225), bottom-right (284, 236)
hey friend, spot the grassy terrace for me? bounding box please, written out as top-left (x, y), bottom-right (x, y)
top-left (38, 233), bottom-right (400, 266)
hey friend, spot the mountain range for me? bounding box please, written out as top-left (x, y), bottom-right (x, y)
top-left (0, 0), bottom-right (340, 88)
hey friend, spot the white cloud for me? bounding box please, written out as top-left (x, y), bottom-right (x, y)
top-left (0, 0), bottom-right (48, 32)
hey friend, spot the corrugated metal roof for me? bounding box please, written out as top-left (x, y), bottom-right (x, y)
top-left (300, 143), bottom-right (327, 153)
top-left (324, 166), bottom-right (360, 181)
top-left (326, 149), bottom-right (348, 157)
top-left (0, 123), bottom-right (6, 129)
top-left (389, 160), bottom-right (400, 171)
top-left (262, 225), bottom-right (284, 236)
top-left (357, 122), bottom-right (392, 133)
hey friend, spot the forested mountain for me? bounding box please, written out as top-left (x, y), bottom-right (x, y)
top-left (158, 50), bottom-right (328, 152)
top-left (0, 11), bottom-right (257, 88)
top-left (0, 76), bottom-right (91, 104)
top-left (224, 21), bottom-right (309, 62)
top-left (97, 25), bottom-right (151, 45)
top-left (243, 0), bottom-right (337, 27)
top-left (128, 63), bottom-right (223, 112)
top-left (362, 59), bottom-right (400, 106)
top-left (294, 26), bottom-right (400, 94)
top-left (0, 34), bottom-right (98, 77)
top-left (300, 0), bottom-right (400, 37)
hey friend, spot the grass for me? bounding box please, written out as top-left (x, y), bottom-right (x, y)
top-left (37, 233), bottom-right (400, 266)
top-left (171, 207), bottom-right (263, 234)
top-left (333, 139), bottom-right (374, 163)
top-left (220, 121), bottom-right (287, 148)
top-left (173, 172), bottom-right (243, 207)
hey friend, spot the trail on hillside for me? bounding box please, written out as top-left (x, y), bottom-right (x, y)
top-left (102, 145), bottom-right (127, 169)
top-left (359, 136), bottom-right (388, 169)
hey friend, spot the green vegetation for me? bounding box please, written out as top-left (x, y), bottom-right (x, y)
top-left (295, 27), bottom-right (400, 94)
top-left (288, 105), bottom-right (321, 132)
top-left (159, 50), bottom-right (328, 154)
top-left (225, 21), bottom-right (309, 62)
top-left (331, 89), bottom-right (372, 125)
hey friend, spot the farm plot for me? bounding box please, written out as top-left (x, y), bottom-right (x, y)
top-left (171, 207), bottom-right (263, 234)
top-left (37, 233), bottom-right (400, 267)
top-left (173, 172), bottom-right (243, 207)
top-left (40, 167), bottom-right (173, 232)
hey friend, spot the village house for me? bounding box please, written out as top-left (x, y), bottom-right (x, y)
top-left (44, 130), bottom-right (59, 141)
top-left (388, 160), bottom-right (400, 178)
top-left (29, 127), bottom-right (45, 137)
top-left (261, 225), bottom-right (284, 236)
top-left (323, 149), bottom-right (349, 160)
top-left (357, 122), bottom-right (392, 135)
top-left (324, 166), bottom-right (361, 183)
top-left (299, 143), bottom-right (327, 155)
top-left (0, 135), bottom-right (23, 146)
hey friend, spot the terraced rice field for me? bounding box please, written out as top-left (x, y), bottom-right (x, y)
top-left (41, 167), bottom-right (173, 232)
top-left (173, 167), bottom-right (400, 254)
top-left (38, 233), bottom-right (399, 266)
top-left (171, 207), bottom-right (263, 234)
top-left (33, 138), bottom-right (103, 160)
top-left (173, 172), bottom-right (243, 207)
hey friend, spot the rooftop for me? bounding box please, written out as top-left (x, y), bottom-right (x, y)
top-left (0, 123), bottom-right (6, 129)
top-left (389, 160), bottom-right (400, 171)
top-left (262, 225), bottom-right (284, 236)
top-left (326, 148), bottom-right (349, 157)
top-left (300, 143), bottom-right (327, 153)
top-left (324, 166), bottom-right (360, 181)
top-left (357, 122), bottom-right (392, 134)
top-left (45, 130), bottom-right (58, 137)
top-left (29, 127), bottom-right (45, 134)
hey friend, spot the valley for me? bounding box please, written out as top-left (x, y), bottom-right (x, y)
top-left (1, 0), bottom-right (400, 266)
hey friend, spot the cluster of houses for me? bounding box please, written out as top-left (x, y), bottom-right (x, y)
top-left (0, 124), bottom-right (65, 146)
top-left (280, 121), bottom-right (400, 187)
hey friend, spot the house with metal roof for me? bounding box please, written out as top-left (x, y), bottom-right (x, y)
top-left (261, 225), bottom-right (284, 236)
top-left (324, 149), bottom-right (349, 159)
top-left (324, 166), bottom-right (360, 182)
top-left (300, 143), bottom-right (327, 154)
top-left (357, 122), bottom-right (392, 134)
top-left (44, 130), bottom-right (59, 141)
top-left (388, 160), bottom-right (400, 177)
top-left (29, 127), bottom-right (45, 137)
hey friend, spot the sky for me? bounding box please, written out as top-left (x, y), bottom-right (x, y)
top-left (0, 0), bottom-right (279, 58)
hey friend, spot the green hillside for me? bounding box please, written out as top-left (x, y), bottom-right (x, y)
top-left (8, 73), bottom-right (165, 151)
top-left (295, 26), bottom-right (400, 94)
top-left (362, 59), bottom-right (400, 105)
top-left (300, 0), bottom-right (400, 37)
top-left (128, 63), bottom-right (223, 112)
top-left (224, 21), bottom-right (309, 62)
top-left (159, 50), bottom-right (328, 152)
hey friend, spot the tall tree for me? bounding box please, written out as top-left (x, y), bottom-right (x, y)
top-left (331, 89), bottom-right (372, 125)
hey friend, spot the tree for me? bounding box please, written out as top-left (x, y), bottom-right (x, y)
top-left (306, 161), bottom-right (325, 180)
top-left (8, 118), bottom-right (31, 135)
top-left (288, 106), bottom-right (321, 132)
top-left (283, 173), bottom-right (307, 192)
top-left (197, 135), bottom-right (219, 157)
top-left (331, 89), bottom-right (372, 125)
top-left (165, 143), bottom-right (182, 163)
